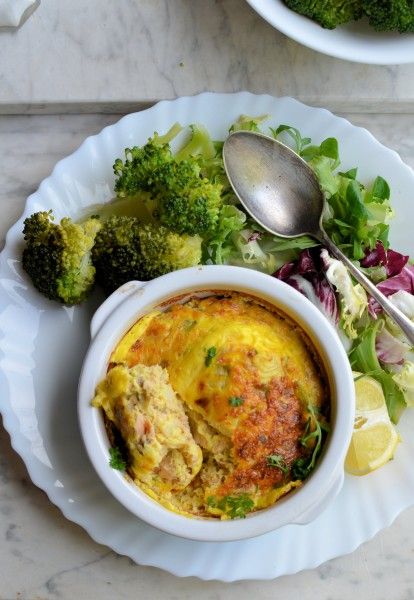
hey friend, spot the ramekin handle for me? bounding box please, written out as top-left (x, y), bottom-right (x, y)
top-left (90, 280), bottom-right (146, 340)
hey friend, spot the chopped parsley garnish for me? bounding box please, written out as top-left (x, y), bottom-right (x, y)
top-left (207, 494), bottom-right (254, 519)
top-left (266, 454), bottom-right (289, 474)
top-left (291, 457), bottom-right (311, 480)
top-left (205, 346), bottom-right (217, 366)
top-left (292, 402), bottom-right (330, 481)
top-left (228, 396), bottom-right (244, 407)
top-left (109, 446), bottom-right (126, 471)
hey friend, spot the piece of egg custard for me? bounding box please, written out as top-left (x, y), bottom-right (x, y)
top-left (93, 363), bottom-right (202, 493)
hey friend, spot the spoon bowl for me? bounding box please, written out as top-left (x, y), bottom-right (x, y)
top-left (223, 130), bottom-right (414, 346)
top-left (223, 131), bottom-right (323, 238)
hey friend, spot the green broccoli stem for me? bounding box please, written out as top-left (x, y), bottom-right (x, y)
top-left (175, 125), bottom-right (216, 162)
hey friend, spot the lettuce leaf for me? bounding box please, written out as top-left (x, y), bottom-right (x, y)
top-left (349, 321), bottom-right (406, 423)
top-left (321, 249), bottom-right (367, 339)
top-left (229, 115), bottom-right (270, 134)
top-left (270, 126), bottom-right (392, 262)
top-left (205, 205), bottom-right (246, 264)
top-left (376, 323), bottom-right (410, 365)
top-left (324, 178), bottom-right (391, 261)
top-left (392, 362), bottom-right (414, 407)
top-left (227, 229), bottom-right (278, 273)
top-left (388, 290), bottom-right (414, 320)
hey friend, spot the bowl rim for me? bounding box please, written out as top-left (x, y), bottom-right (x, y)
top-left (78, 265), bottom-right (355, 542)
top-left (245, 0), bottom-right (414, 65)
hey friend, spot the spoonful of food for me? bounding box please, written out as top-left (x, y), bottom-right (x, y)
top-left (223, 130), bottom-right (414, 345)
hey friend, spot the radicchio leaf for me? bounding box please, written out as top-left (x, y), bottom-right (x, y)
top-left (376, 325), bottom-right (410, 365)
top-left (274, 249), bottom-right (339, 326)
top-left (369, 265), bottom-right (414, 316)
top-left (361, 241), bottom-right (408, 277)
top-left (247, 232), bottom-right (261, 242)
top-left (377, 265), bottom-right (414, 295)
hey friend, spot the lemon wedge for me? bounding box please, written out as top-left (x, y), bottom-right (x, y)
top-left (345, 373), bottom-right (400, 476)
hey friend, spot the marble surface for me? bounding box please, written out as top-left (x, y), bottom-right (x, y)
top-left (1, 112), bottom-right (414, 598)
top-left (1, 0), bottom-right (414, 114)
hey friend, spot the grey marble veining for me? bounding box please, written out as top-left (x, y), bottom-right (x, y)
top-left (1, 0), bottom-right (414, 113)
top-left (1, 112), bottom-right (414, 599)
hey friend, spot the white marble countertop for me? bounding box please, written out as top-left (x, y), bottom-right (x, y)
top-left (1, 0), bottom-right (414, 114)
top-left (1, 111), bottom-right (414, 598)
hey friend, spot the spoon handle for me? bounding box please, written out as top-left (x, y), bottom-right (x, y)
top-left (319, 229), bottom-right (414, 346)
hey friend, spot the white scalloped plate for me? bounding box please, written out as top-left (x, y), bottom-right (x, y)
top-left (1, 93), bottom-right (414, 582)
top-left (245, 0), bottom-right (414, 65)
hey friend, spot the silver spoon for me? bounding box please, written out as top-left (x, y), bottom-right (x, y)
top-left (223, 130), bottom-right (414, 345)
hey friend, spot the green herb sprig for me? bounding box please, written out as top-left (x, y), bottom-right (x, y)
top-left (109, 446), bottom-right (126, 471)
top-left (205, 346), bottom-right (217, 366)
top-left (291, 402), bottom-right (329, 481)
top-left (207, 494), bottom-right (254, 519)
top-left (291, 457), bottom-right (311, 480)
top-left (266, 454), bottom-right (289, 474)
top-left (228, 396), bottom-right (244, 407)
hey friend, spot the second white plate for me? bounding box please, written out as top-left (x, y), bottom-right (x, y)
top-left (246, 0), bottom-right (414, 65)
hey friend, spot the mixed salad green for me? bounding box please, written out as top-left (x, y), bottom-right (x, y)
top-left (22, 115), bottom-right (414, 424)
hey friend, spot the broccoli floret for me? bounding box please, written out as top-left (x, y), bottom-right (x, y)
top-left (112, 122), bottom-right (183, 196)
top-left (113, 134), bottom-right (223, 236)
top-left (158, 163), bottom-right (222, 235)
top-left (92, 216), bottom-right (202, 294)
top-left (283, 0), bottom-right (363, 28)
top-left (113, 138), bottom-right (174, 197)
top-left (22, 211), bottom-right (101, 304)
top-left (176, 123), bottom-right (240, 206)
top-left (138, 222), bottom-right (202, 279)
top-left (362, 0), bottom-right (414, 32)
top-left (91, 216), bottom-right (143, 294)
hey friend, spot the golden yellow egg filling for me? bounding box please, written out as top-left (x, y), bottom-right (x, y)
top-left (93, 293), bottom-right (329, 520)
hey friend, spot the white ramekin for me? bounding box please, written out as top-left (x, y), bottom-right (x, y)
top-left (78, 265), bottom-right (355, 542)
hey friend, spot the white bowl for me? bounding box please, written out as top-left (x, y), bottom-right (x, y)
top-left (246, 0), bottom-right (414, 65)
top-left (78, 265), bottom-right (355, 542)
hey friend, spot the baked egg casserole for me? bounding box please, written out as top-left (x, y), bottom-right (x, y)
top-left (92, 292), bottom-right (329, 520)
